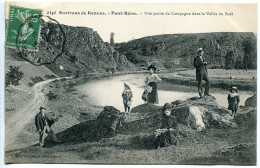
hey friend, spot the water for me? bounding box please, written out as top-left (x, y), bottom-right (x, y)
top-left (76, 74), bottom-right (253, 112)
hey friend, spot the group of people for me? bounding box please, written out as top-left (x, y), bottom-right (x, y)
top-left (121, 47), bottom-right (240, 148)
top-left (35, 48), bottom-right (240, 148)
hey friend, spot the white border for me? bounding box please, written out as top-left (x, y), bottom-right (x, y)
top-left (0, 0), bottom-right (259, 168)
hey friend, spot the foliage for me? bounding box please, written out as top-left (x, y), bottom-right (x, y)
top-left (30, 76), bottom-right (44, 83)
top-left (242, 37), bottom-right (257, 70)
top-left (46, 91), bottom-right (58, 100)
top-left (225, 51), bottom-right (235, 69)
top-left (116, 32), bottom-right (257, 70)
top-left (69, 56), bottom-right (78, 63)
top-left (5, 66), bottom-right (24, 87)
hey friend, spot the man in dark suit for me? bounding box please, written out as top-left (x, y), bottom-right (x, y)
top-left (35, 106), bottom-right (56, 146)
top-left (193, 48), bottom-right (210, 98)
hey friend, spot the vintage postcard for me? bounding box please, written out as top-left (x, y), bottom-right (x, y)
top-left (4, 1), bottom-right (257, 165)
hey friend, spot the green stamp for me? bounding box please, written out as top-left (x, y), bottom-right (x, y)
top-left (5, 6), bottom-right (42, 51)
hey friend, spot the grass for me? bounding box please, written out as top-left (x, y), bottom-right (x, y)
top-left (5, 68), bottom-right (257, 164)
top-left (160, 69), bottom-right (257, 91)
top-left (5, 125), bottom-right (256, 164)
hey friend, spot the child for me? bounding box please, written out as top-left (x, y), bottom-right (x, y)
top-left (153, 103), bottom-right (178, 149)
top-left (122, 83), bottom-right (133, 114)
top-left (227, 86), bottom-right (240, 118)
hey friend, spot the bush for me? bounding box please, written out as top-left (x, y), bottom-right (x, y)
top-left (5, 66), bottom-right (24, 87)
top-left (30, 76), bottom-right (44, 83)
top-left (46, 91), bottom-right (58, 100)
top-left (111, 68), bottom-right (116, 74)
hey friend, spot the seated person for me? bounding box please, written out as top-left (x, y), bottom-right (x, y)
top-left (153, 103), bottom-right (178, 149)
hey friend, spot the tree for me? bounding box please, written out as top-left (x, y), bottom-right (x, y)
top-left (242, 37), bottom-right (257, 70)
top-left (5, 66), bottom-right (24, 87)
top-left (110, 32), bottom-right (115, 47)
top-left (225, 51), bottom-right (235, 69)
top-left (69, 56), bottom-right (78, 63)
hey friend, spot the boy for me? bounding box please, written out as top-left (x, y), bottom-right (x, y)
top-left (227, 86), bottom-right (240, 118)
top-left (122, 83), bottom-right (133, 114)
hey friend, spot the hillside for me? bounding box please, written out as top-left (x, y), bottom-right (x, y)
top-left (5, 95), bottom-right (256, 164)
top-left (6, 19), bottom-right (135, 77)
top-left (116, 32), bottom-right (256, 70)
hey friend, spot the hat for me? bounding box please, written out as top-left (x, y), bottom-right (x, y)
top-left (39, 106), bottom-right (46, 110)
top-left (197, 48), bottom-right (203, 52)
top-left (230, 86), bottom-right (238, 92)
top-left (147, 65), bottom-right (156, 71)
top-left (124, 83), bottom-right (131, 90)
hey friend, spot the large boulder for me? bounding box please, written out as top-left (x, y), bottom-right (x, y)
top-left (96, 106), bottom-right (125, 139)
top-left (245, 93), bottom-right (257, 107)
top-left (171, 96), bottom-right (237, 131)
top-left (131, 103), bottom-right (161, 114)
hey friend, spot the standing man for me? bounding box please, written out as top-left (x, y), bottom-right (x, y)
top-left (194, 48), bottom-right (210, 98)
top-left (35, 106), bottom-right (57, 147)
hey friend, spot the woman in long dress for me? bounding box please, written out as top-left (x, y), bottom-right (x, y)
top-left (144, 65), bottom-right (163, 104)
top-left (153, 103), bottom-right (178, 148)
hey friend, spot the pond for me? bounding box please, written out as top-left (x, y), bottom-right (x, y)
top-left (76, 73), bottom-right (253, 112)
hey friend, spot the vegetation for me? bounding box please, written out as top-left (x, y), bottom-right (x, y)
top-left (5, 66), bottom-right (24, 87)
top-left (116, 32), bottom-right (257, 70)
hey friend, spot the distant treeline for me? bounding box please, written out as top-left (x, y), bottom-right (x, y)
top-left (116, 32), bottom-right (257, 70)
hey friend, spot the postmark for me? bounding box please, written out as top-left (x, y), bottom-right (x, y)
top-left (6, 5), bottom-right (42, 51)
top-left (6, 5), bottom-right (66, 66)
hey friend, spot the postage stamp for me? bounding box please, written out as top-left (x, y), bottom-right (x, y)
top-left (5, 5), bottom-right (42, 51)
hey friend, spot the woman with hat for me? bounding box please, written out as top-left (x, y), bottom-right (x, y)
top-left (227, 86), bottom-right (240, 118)
top-left (144, 65), bottom-right (163, 104)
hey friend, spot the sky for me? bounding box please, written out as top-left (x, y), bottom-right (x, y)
top-left (5, 2), bottom-right (257, 43)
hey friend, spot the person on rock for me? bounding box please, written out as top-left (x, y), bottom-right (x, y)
top-left (194, 48), bottom-right (210, 98)
top-left (122, 83), bottom-right (133, 114)
top-left (144, 65), bottom-right (163, 104)
top-left (227, 86), bottom-right (240, 118)
top-left (153, 103), bottom-right (178, 149)
top-left (35, 106), bottom-right (58, 147)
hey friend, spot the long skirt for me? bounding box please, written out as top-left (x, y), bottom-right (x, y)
top-left (148, 82), bottom-right (158, 104)
top-left (153, 131), bottom-right (178, 148)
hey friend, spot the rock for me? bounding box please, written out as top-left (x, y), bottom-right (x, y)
top-left (170, 96), bottom-right (237, 130)
top-left (128, 96), bottom-right (239, 132)
top-left (131, 103), bottom-right (161, 115)
top-left (96, 106), bottom-right (125, 139)
top-left (234, 108), bottom-right (256, 128)
top-left (245, 93), bottom-right (257, 107)
top-left (188, 106), bottom-right (205, 131)
top-left (187, 95), bottom-right (218, 106)
top-left (9, 20), bottom-right (136, 76)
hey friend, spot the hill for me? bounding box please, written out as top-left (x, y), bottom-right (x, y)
top-left (6, 19), bottom-right (135, 77)
top-left (116, 32), bottom-right (256, 70)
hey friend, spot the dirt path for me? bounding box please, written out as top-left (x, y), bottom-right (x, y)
top-left (5, 77), bottom-right (72, 151)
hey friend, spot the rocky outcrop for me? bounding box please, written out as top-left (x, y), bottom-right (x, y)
top-left (245, 93), bottom-right (257, 107)
top-left (170, 96), bottom-right (238, 130)
top-left (47, 97), bottom-right (256, 148)
top-left (7, 19), bottom-right (135, 76)
top-left (53, 106), bottom-right (125, 145)
top-left (122, 96), bottom-right (243, 133)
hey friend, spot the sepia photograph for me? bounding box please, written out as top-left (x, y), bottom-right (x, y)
top-left (2, 1), bottom-right (258, 165)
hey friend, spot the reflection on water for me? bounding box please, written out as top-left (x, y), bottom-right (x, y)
top-left (76, 74), bottom-right (253, 112)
